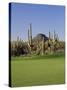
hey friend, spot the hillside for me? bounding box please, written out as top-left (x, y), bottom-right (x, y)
top-left (33, 33), bottom-right (48, 43)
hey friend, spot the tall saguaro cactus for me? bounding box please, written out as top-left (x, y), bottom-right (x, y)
top-left (30, 23), bottom-right (32, 45)
top-left (41, 37), bottom-right (44, 55)
top-left (17, 36), bottom-right (19, 46)
top-left (28, 23), bottom-right (32, 53)
top-left (28, 23), bottom-right (32, 46)
top-left (56, 33), bottom-right (59, 41)
top-left (49, 30), bottom-right (53, 40)
top-left (54, 30), bottom-right (57, 40)
top-left (49, 31), bottom-right (51, 40)
top-left (28, 29), bottom-right (30, 44)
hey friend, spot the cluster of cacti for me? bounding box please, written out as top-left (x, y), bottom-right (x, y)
top-left (11, 39), bottom-right (30, 56)
top-left (27, 24), bottom-right (64, 55)
top-left (11, 24), bottom-right (65, 56)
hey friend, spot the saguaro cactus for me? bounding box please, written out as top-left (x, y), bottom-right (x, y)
top-left (28, 23), bottom-right (32, 45)
top-left (17, 36), bottom-right (19, 46)
top-left (28, 23), bottom-right (33, 53)
top-left (54, 30), bottom-right (57, 40)
top-left (49, 31), bottom-right (51, 40)
top-left (41, 37), bottom-right (44, 55)
top-left (28, 29), bottom-right (30, 44)
top-left (29, 23), bottom-right (32, 45)
top-left (56, 33), bottom-right (59, 41)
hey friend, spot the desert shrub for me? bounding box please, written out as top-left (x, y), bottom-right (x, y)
top-left (11, 41), bottom-right (29, 56)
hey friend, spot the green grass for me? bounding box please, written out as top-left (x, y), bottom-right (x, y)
top-left (11, 53), bottom-right (65, 87)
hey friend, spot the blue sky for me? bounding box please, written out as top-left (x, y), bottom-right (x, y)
top-left (11, 3), bottom-right (65, 41)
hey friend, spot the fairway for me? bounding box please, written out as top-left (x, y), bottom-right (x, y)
top-left (11, 54), bottom-right (65, 87)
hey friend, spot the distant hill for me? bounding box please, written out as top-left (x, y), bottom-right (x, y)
top-left (33, 33), bottom-right (48, 42)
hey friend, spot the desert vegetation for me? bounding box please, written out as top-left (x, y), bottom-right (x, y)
top-left (11, 24), bottom-right (65, 56)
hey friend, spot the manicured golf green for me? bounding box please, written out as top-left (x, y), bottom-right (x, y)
top-left (11, 53), bottom-right (65, 87)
